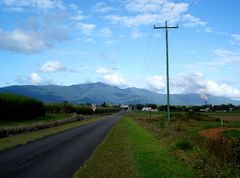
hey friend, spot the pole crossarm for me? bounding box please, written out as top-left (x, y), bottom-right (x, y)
top-left (153, 21), bottom-right (178, 124)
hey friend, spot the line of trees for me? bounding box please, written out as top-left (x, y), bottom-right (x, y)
top-left (0, 93), bottom-right (45, 121)
top-left (130, 103), bottom-right (240, 112)
top-left (0, 93), bottom-right (120, 121)
top-left (45, 102), bottom-right (119, 115)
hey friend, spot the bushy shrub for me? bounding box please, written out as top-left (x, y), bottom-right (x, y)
top-left (175, 139), bottom-right (193, 150)
top-left (0, 93), bottom-right (45, 121)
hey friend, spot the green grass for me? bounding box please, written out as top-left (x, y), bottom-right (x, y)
top-left (75, 116), bottom-right (196, 178)
top-left (75, 116), bottom-right (136, 178)
top-left (130, 111), bottom-right (240, 177)
top-left (222, 130), bottom-right (240, 138)
top-left (0, 115), bottom-right (106, 151)
top-left (0, 114), bottom-right (70, 128)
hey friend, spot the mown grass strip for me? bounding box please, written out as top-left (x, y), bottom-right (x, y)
top-left (75, 116), bottom-right (136, 178)
top-left (125, 116), bottom-right (197, 178)
top-left (75, 116), bottom-right (197, 178)
top-left (0, 116), bottom-right (105, 151)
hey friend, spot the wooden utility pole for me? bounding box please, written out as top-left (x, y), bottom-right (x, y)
top-left (154, 21), bottom-right (178, 123)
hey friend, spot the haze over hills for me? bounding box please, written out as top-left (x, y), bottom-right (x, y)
top-left (0, 82), bottom-right (239, 105)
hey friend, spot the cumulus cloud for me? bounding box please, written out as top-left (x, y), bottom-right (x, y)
top-left (99, 28), bottom-right (112, 37)
top-left (16, 72), bottom-right (56, 85)
top-left (145, 75), bottom-right (165, 91)
top-left (172, 72), bottom-right (240, 99)
top-left (30, 73), bottom-right (42, 84)
top-left (0, 12), bottom-right (69, 53)
top-left (1, 0), bottom-right (65, 10)
top-left (96, 67), bottom-right (126, 87)
top-left (40, 61), bottom-right (66, 72)
top-left (77, 23), bottom-right (96, 36)
top-left (125, 0), bottom-right (166, 13)
top-left (92, 2), bottom-right (113, 13)
top-left (183, 49), bottom-right (240, 72)
top-left (231, 34), bottom-right (240, 45)
top-left (0, 29), bottom-right (48, 53)
top-left (106, 0), bottom-right (206, 29)
top-left (181, 14), bottom-right (207, 27)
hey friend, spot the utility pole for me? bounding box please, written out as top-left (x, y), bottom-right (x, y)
top-left (154, 21), bottom-right (178, 123)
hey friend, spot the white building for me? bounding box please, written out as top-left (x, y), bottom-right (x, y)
top-left (142, 107), bottom-right (152, 111)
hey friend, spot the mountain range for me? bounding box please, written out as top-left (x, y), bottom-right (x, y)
top-left (0, 82), bottom-right (239, 105)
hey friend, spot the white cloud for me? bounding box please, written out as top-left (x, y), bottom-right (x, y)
top-left (106, 40), bottom-right (117, 45)
top-left (85, 38), bottom-right (96, 43)
top-left (77, 23), bottom-right (96, 36)
top-left (1, 0), bottom-right (65, 10)
top-left (172, 72), bottom-right (240, 99)
top-left (106, 0), bottom-right (206, 29)
top-left (96, 67), bottom-right (112, 75)
top-left (99, 28), bottom-right (112, 37)
top-left (30, 73), bottom-right (42, 84)
top-left (96, 67), bottom-right (126, 87)
top-left (146, 75), bottom-right (165, 91)
top-left (207, 81), bottom-right (240, 99)
top-left (92, 2), bottom-right (113, 13)
top-left (40, 61), bottom-right (66, 72)
top-left (181, 14), bottom-right (206, 27)
top-left (231, 34), bottom-right (240, 44)
top-left (0, 29), bottom-right (48, 53)
top-left (71, 14), bottom-right (85, 21)
top-left (16, 72), bottom-right (59, 85)
top-left (106, 14), bottom-right (159, 27)
top-left (183, 49), bottom-right (240, 72)
top-left (131, 29), bottom-right (144, 39)
top-left (0, 12), bottom-right (69, 53)
top-left (125, 0), bottom-right (166, 13)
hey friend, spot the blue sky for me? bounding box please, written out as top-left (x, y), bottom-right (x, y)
top-left (0, 0), bottom-right (240, 100)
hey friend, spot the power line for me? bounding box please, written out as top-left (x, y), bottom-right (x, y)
top-left (154, 21), bottom-right (178, 124)
top-left (140, 0), bottom-right (167, 74)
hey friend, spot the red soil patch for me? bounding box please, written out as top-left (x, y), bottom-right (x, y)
top-left (200, 127), bottom-right (240, 139)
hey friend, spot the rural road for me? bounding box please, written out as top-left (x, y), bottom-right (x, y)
top-left (0, 112), bottom-right (124, 178)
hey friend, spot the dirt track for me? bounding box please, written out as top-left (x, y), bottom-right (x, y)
top-left (200, 127), bottom-right (240, 139)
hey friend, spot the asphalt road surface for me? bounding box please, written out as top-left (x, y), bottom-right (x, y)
top-left (0, 112), bottom-right (124, 178)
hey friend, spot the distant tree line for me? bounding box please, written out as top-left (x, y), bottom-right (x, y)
top-left (130, 103), bottom-right (240, 112)
top-left (0, 93), bottom-right (120, 121)
top-left (0, 93), bottom-right (45, 121)
top-left (45, 101), bottom-right (119, 115)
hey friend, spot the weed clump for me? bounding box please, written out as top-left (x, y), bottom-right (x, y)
top-left (175, 139), bottom-right (193, 151)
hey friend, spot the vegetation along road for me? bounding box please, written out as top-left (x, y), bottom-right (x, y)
top-left (0, 112), bottom-right (123, 178)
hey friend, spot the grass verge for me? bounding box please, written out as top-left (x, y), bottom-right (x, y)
top-left (130, 111), bottom-right (240, 177)
top-left (0, 115), bottom-right (106, 151)
top-left (222, 129), bottom-right (240, 138)
top-left (75, 116), bottom-right (196, 178)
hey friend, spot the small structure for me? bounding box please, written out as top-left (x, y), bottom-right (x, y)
top-left (120, 104), bottom-right (129, 110)
top-left (142, 107), bottom-right (152, 111)
top-left (200, 108), bottom-right (210, 112)
top-left (91, 104), bottom-right (96, 112)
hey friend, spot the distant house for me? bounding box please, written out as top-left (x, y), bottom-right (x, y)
top-left (200, 108), bottom-right (210, 112)
top-left (142, 107), bottom-right (152, 111)
top-left (120, 104), bottom-right (129, 110)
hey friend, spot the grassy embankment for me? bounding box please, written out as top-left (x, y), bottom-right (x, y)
top-left (130, 111), bottom-right (240, 177)
top-left (75, 116), bottom-right (196, 178)
top-left (0, 114), bottom-right (108, 151)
